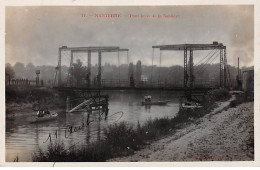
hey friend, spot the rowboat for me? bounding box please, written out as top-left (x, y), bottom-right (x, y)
top-left (141, 95), bottom-right (169, 106)
top-left (28, 112), bottom-right (58, 123)
top-left (141, 101), bottom-right (167, 106)
top-left (181, 101), bottom-right (203, 109)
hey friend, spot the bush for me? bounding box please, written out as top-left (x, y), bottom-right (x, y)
top-left (230, 95), bottom-right (245, 108)
top-left (33, 142), bottom-right (67, 162)
top-left (104, 122), bottom-right (139, 152)
top-left (205, 88), bottom-right (231, 104)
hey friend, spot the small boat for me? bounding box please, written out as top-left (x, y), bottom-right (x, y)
top-left (141, 101), bottom-right (167, 106)
top-left (29, 112), bottom-right (58, 123)
top-left (181, 101), bottom-right (203, 109)
top-left (141, 95), bottom-right (168, 106)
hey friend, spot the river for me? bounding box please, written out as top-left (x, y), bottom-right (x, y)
top-left (5, 90), bottom-right (182, 162)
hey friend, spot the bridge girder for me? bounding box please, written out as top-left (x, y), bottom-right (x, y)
top-left (152, 42), bottom-right (226, 51)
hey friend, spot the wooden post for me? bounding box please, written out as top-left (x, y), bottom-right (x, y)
top-left (66, 96), bottom-right (70, 113)
top-left (87, 113), bottom-right (90, 125)
top-left (97, 120), bottom-right (101, 141)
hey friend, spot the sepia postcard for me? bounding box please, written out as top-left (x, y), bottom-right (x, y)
top-left (1, 0), bottom-right (260, 167)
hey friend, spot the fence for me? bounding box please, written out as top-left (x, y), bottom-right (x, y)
top-left (6, 79), bottom-right (44, 87)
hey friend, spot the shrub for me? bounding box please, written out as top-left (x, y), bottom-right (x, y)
top-left (206, 88), bottom-right (231, 102)
top-left (104, 122), bottom-right (139, 152)
top-left (230, 94), bottom-right (245, 108)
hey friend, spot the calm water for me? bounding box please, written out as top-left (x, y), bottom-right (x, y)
top-left (6, 91), bottom-right (182, 162)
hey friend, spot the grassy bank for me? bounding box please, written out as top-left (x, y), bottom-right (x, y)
top-left (6, 86), bottom-right (65, 114)
top-left (33, 89), bottom-right (231, 162)
top-left (230, 93), bottom-right (247, 108)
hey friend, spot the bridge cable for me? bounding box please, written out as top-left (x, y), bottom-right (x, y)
top-left (194, 49), bottom-right (218, 73)
top-left (195, 50), bottom-right (219, 74)
top-left (195, 50), bottom-right (220, 75)
top-left (196, 51), bottom-right (219, 75)
top-left (194, 48), bottom-right (216, 67)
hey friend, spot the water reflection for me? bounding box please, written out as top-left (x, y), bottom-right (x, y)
top-left (6, 91), bottom-right (181, 161)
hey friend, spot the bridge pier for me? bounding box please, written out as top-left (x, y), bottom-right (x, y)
top-left (220, 48), bottom-right (223, 87)
top-left (220, 48), bottom-right (228, 88)
top-left (68, 51), bottom-right (74, 87)
top-left (184, 48), bottom-right (188, 88)
top-left (189, 49), bottom-right (194, 88)
top-left (224, 47), bottom-right (227, 88)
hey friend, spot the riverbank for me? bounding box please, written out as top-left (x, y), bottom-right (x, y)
top-left (32, 89), bottom-right (234, 162)
top-left (6, 87), bottom-right (65, 118)
top-left (109, 100), bottom-right (254, 161)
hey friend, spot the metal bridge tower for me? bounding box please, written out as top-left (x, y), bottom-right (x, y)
top-left (153, 41), bottom-right (227, 89)
top-left (57, 46), bottom-right (128, 88)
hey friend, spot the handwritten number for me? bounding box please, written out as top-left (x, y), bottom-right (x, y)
top-left (43, 133), bottom-right (52, 143)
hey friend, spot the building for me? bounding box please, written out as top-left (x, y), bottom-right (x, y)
top-left (242, 69), bottom-right (254, 99)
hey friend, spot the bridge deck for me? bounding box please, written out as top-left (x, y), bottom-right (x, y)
top-left (53, 86), bottom-right (217, 91)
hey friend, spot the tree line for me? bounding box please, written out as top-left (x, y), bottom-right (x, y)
top-left (5, 60), bottom-right (252, 87)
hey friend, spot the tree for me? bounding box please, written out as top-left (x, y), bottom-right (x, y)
top-left (26, 62), bottom-right (35, 70)
top-left (135, 60), bottom-right (142, 81)
top-left (5, 63), bottom-right (12, 68)
top-left (13, 62), bottom-right (25, 78)
top-left (5, 64), bottom-right (15, 79)
top-left (25, 62), bottom-right (36, 79)
top-left (128, 62), bottom-right (134, 79)
top-left (72, 59), bottom-right (87, 86)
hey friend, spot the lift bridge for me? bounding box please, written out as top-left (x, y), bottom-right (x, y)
top-left (53, 42), bottom-right (232, 92)
top-left (52, 42), bottom-right (232, 114)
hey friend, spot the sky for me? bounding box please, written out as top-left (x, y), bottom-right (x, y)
top-left (5, 5), bottom-right (254, 67)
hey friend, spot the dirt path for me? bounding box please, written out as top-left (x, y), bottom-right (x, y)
top-left (109, 101), bottom-right (254, 161)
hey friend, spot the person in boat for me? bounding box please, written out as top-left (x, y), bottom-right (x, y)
top-left (37, 109), bottom-right (44, 117)
top-left (44, 107), bottom-right (50, 116)
top-left (148, 96), bottom-right (151, 103)
top-left (45, 110), bottom-right (50, 116)
top-left (144, 96), bottom-right (148, 103)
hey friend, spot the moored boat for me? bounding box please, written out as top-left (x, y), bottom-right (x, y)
top-left (181, 101), bottom-right (203, 109)
top-left (141, 101), bottom-right (167, 105)
top-left (141, 95), bottom-right (169, 106)
top-left (28, 112), bottom-right (58, 123)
